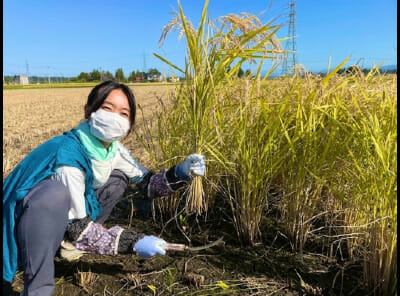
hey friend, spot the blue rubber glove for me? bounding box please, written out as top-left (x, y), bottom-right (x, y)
top-left (176, 154), bottom-right (206, 181)
top-left (133, 235), bottom-right (166, 258)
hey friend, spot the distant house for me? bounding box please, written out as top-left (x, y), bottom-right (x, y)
top-left (167, 76), bottom-right (179, 83)
top-left (147, 74), bottom-right (163, 82)
top-left (13, 75), bottom-right (29, 85)
top-left (135, 77), bottom-right (143, 82)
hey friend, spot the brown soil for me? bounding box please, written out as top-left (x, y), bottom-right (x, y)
top-left (7, 192), bottom-right (368, 296)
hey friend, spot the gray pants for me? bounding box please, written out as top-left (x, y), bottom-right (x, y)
top-left (15, 170), bottom-right (128, 296)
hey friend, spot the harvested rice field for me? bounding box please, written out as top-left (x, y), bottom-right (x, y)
top-left (3, 85), bottom-right (169, 177)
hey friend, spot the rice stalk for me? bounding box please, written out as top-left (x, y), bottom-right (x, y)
top-left (222, 67), bottom-right (289, 245)
top-left (76, 270), bottom-right (98, 293)
top-left (152, 0), bottom-right (285, 216)
top-left (317, 69), bottom-right (397, 295)
top-left (342, 84), bottom-right (397, 295)
top-left (188, 176), bottom-right (205, 214)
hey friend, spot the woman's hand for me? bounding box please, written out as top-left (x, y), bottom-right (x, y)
top-left (175, 154), bottom-right (206, 180)
top-left (133, 235), bottom-right (167, 258)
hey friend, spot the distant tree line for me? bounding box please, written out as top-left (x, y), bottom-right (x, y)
top-left (5, 65), bottom-right (394, 85)
top-left (338, 66), bottom-right (396, 75)
top-left (3, 75), bottom-right (70, 84)
top-left (1, 68), bottom-right (164, 84)
top-left (65, 65), bottom-right (254, 83)
top-left (3, 66), bottom-right (252, 85)
top-left (69, 68), bottom-right (162, 83)
top-left (321, 66), bottom-right (397, 76)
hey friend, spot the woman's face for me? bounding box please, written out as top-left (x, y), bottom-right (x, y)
top-left (85, 89), bottom-right (131, 122)
top-left (99, 89), bottom-right (131, 121)
top-left (86, 89), bottom-right (132, 148)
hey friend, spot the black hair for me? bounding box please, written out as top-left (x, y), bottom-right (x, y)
top-left (85, 80), bottom-right (136, 133)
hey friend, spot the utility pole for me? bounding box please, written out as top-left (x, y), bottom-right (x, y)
top-left (143, 51), bottom-right (147, 80)
top-left (281, 0), bottom-right (297, 76)
top-left (355, 58), bottom-right (365, 69)
top-left (25, 60), bottom-right (30, 84)
top-left (47, 66), bottom-right (50, 83)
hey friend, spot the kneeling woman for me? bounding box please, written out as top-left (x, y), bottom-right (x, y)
top-left (3, 80), bottom-right (206, 296)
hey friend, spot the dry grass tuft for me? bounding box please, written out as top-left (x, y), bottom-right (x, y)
top-left (75, 270), bottom-right (98, 293)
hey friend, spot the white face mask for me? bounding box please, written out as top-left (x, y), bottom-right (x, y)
top-left (89, 109), bottom-right (130, 142)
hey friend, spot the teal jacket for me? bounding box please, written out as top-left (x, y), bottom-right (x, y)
top-left (3, 128), bottom-right (102, 282)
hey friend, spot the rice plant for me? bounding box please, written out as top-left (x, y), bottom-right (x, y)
top-left (275, 59), bottom-right (353, 253)
top-left (277, 67), bottom-right (397, 294)
top-left (137, 1), bottom-right (397, 293)
top-left (150, 0), bottom-right (285, 217)
top-left (333, 70), bottom-right (397, 295)
top-left (219, 71), bottom-right (292, 245)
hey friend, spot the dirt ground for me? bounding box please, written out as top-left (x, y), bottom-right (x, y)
top-left (3, 86), bottom-right (368, 295)
top-left (6, 194), bottom-right (368, 296)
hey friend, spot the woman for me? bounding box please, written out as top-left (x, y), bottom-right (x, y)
top-left (3, 80), bottom-right (206, 296)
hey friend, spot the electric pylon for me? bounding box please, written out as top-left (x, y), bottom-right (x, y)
top-left (281, 0), bottom-right (297, 75)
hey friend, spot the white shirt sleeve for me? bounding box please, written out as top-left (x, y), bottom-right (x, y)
top-left (50, 166), bottom-right (87, 220)
top-left (114, 142), bottom-right (149, 183)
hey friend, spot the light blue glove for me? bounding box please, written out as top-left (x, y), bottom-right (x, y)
top-left (133, 235), bottom-right (166, 258)
top-left (176, 154), bottom-right (206, 180)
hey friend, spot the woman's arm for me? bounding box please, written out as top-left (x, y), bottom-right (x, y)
top-left (139, 154), bottom-right (206, 198)
top-left (135, 167), bottom-right (189, 199)
top-left (66, 216), bottom-right (143, 255)
top-left (66, 216), bottom-right (164, 256)
top-left (50, 166), bottom-right (87, 220)
top-left (115, 143), bottom-right (190, 199)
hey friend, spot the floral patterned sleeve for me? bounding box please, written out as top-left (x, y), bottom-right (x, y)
top-left (66, 216), bottom-right (144, 255)
top-left (74, 222), bottom-right (124, 255)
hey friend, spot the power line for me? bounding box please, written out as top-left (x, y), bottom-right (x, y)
top-left (143, 51), bottom-right (147, 75)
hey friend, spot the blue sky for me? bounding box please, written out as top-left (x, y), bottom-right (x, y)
top-left (3, 0), bottom-right (397, 77)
